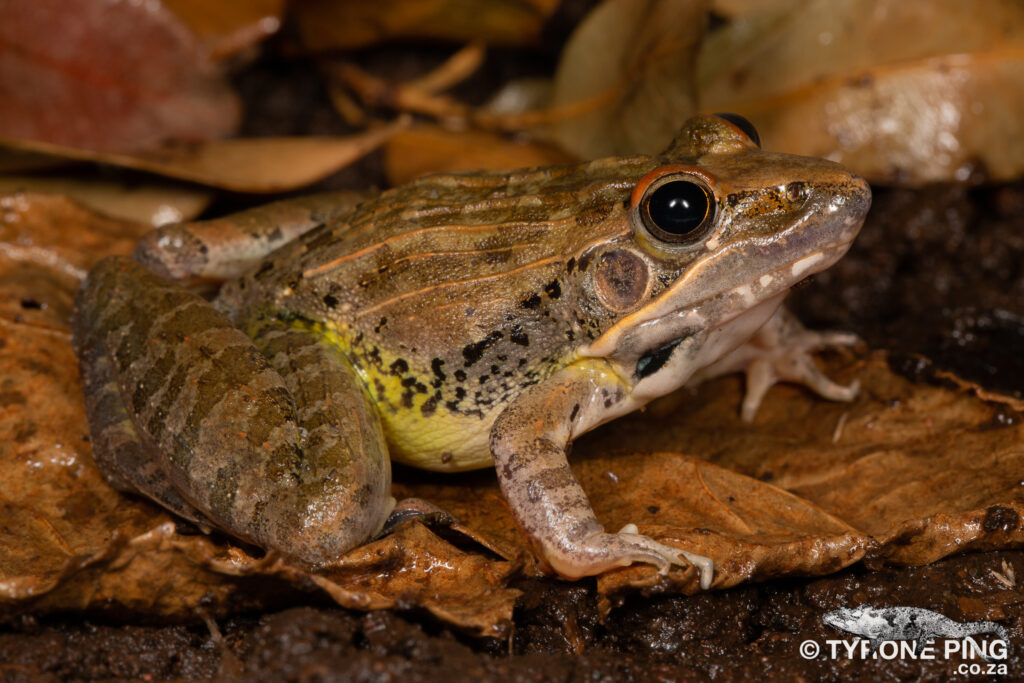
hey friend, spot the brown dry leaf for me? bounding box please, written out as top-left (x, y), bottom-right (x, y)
top-left (545, 0), bottom-right (707, 158)
top-left (294, 0), bottom-right (560, 50)
top-left (0, 0), bottom-right (240, 155)
top-left (0, 176), bottom-right (212, 227)
top-left (575, 355), bottom-right (1024, 601)
top-left (163, 0), bottom-right (284, 58)
top-left (0, 121), bottom-right (403, 193)
top-left (699, 0), bottom-right (1024, 184)
top-left (3, 194), bottom-right (1022, 635)
top-left (0, 193), bottom-right (518, 635)
top-left (711, 0), bottom-right (796, 16)
top-left (384, 126), bottom-right (575, 185)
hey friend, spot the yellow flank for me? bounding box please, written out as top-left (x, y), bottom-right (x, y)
top-left (296, 319), bottom-right (497, 472)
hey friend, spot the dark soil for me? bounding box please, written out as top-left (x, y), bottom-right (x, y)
top-left (4, 20), bottom-right (1023, 682)
top-left (3, 551), bottom-right (1022, 681)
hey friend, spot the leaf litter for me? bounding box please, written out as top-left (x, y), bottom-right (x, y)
top-left (0, 193), bottom-right (1021, 636)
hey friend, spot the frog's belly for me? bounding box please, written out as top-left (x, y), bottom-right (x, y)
top-left (380, 408), bottom-right (495, 472)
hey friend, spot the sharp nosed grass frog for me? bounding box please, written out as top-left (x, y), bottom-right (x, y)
top-left (72, 114), bottom-right (871, 590)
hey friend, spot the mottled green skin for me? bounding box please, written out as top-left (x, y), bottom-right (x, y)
top-left (72, 115), bottom-right (871, 574)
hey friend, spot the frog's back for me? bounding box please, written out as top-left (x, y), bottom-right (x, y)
top-left (219, 157), bottom-right (651, 470)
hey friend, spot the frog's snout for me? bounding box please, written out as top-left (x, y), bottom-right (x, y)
top-left (809, 168), bottom-right (871, 247)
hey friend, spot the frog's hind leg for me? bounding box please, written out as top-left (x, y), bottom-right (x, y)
top-left (73, 256), bottom-right (391, 565)
top-left (133, 190), bottom-right (374, 286)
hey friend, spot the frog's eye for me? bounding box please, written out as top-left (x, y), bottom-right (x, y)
top-left (634, 169), bottom-right (717, 246)
top-left (713, 112), bottom-right (761, 148)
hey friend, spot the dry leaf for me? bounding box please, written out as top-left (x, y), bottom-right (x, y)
top-left (294, 0), bottom-right (560, 50)
top-left (0, 0), bottom-right (240, 154)
top-left (699, 0), bottom-right (1024, 184)
top-left (0, 122), bottom-right (403, 193)
top-left (0, 177), bottom-right (211, 227)
top-left (711, 0), bottom-right (797, 17)
top-left (0, 193), bottom-right (518, 635)
top-left (2, 193), bottom-right (1022, 636)
top-left (384, 126), bottom-right (574, 185)
top-left (164, 0), bottom-right (284, 58)
top-left (546, 0), bottom-right (707, 158)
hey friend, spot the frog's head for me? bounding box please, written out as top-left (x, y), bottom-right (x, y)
top-left (574, 113), bottom-right (870, 399)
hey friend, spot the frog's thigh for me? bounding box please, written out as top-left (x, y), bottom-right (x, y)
top-left (73, 256), bottom-right (390, 564)
top-left (489, 363), bottom-right (713, 588)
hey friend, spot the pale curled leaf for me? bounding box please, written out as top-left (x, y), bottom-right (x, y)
top-left (699, 0), bottom-right (1024, 184)
top-left (163, 0), bottom-right (284, 58)
top-left (0, 176), bottom-right (212, 227)
top-left (0, 122), bottom-right (404, 193)
top-left (546, 0), bottom-right (707, 158)
top-left (384, 126), bottom-right (574, 185)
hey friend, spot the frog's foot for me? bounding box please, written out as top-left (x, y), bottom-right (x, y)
top-left (689, 305), bottom-right (861, 421)
top-left (739, 323), bottom-right (860, 422)
top-left (546, 524), bottom-right (714, 590)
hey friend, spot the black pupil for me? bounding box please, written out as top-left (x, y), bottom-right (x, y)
top-left (645, 180), bottom-right (709, 236)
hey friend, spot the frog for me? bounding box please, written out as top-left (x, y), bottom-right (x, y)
top-left (71, 114), bottom-right (870, 591)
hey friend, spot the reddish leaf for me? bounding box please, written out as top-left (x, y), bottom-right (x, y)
top-left (0, 0), bottom-right (240, 154)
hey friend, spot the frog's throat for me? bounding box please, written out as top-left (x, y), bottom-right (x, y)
top-left (578, 240), bottom-right (852, 361)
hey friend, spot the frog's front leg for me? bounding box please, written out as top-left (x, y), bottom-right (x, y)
top-left (689, 306), bottom-right (860, 421)
top-left (73, 257), bottom-right (392, 564)
top-left (490, 361), bottom-right (713, 589)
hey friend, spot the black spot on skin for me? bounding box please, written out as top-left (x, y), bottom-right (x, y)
top-left (479, 375), bottom-right (489, 384)
top-left (578, 249), bottom-right (595, 272)
top-left (415, 381), bottom-right (427, 394)
top-left (445, 400), bottom-right (459, 412)
top-left (565, 330), bottom-right (575, 342)
top-left (636, 338), bottom-right (684, 379)
top-left (401, 377), bottom-right (417, 388)
top-left (518, 358), bottom-right (527, 367)
top-left (401, 392), bottom-right (413, 408)
top-left (520, 293), bottom-right (541, 309)
top-left (570, 404), bottom-right (580, 422)
top-left (322, 293), bottom-right (339, 308)
top-left (455, 369), bottom-right (467, 382)
top-left (490, 364), bottom-right (500, 375)
top-left (566, 257), bottom-right (576, 274)
top-left (497, 354), bottom-right (507, 361)
top-left (20, 298), bottom-right (42, 310)
top-left (648, 505), bottom-right (660, 514)
top-left (604, 397), bottom-right (613, 408)
top-left (544, 280), bottom-right (561, 299)
top-left (421, 392), bottom-right (441, 417)
top-left (431, 358), bottom-right (446, 381)
top-left (390, 359), bottom-right (409, 375)
top-left (462, 331), bottom-right (503, 366)
top-left (455, 387), bottom-right (466, 399)
top-left (374, 317), bottom-right (388, 333)
top-left (510, 325), bottom-right (529, 346)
